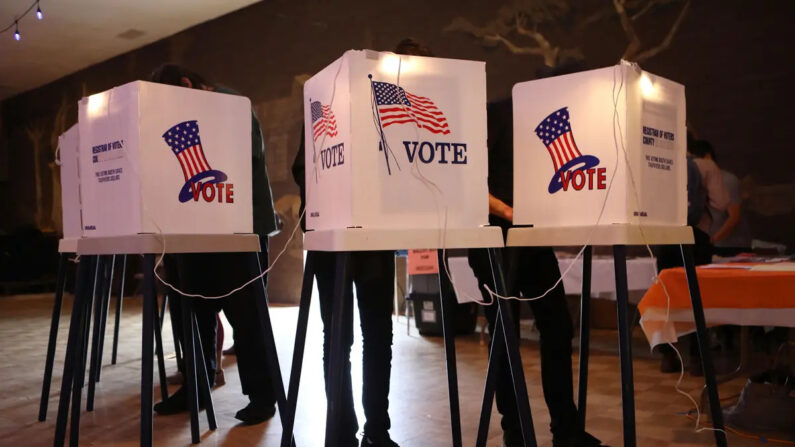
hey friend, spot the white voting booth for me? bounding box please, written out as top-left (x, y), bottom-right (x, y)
top-left (303, 50), bottom-right (489, 233)
top-left (59, 125), bottom-right (82, 240)
top-left (77, 81), bottom-right (253, 237)
top-left (512, 61), bottom-right (686, 228)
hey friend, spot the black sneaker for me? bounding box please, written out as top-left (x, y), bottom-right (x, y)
top-left (234, 400), bottom-right (276, 425)
top-left (153, 387), bottom-right (188, 415)
top-left (501, 427), bottom-right (523, 447)
top-left (360, 432), bottom-right (399, 447)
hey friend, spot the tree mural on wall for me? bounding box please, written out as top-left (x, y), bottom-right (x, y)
top-left (446, 0), bottom-right (691, 66)
top-left (23, 94), bottom-right (75, 234)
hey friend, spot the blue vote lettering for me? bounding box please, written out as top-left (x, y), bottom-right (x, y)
top-left (402, 141), bottom-right (467, 165)
top-left (320, 143), bottom-right (345, 170)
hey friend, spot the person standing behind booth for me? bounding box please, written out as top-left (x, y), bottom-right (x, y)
top-left (700, 146), bottom-right (752, 256)
top-left (289, 38), bottom-right (435, 447)
top-left (655, 137), bottom-right (730, 373)
top-left (148, 64), bottom-right (281, 425)
top-left (467, 61), bottom-right (608, 447)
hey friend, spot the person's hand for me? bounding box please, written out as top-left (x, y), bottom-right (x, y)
top-left (503, 206), bottom-right (513, 223)
top-left (488, 194), bottom-right (514, 224)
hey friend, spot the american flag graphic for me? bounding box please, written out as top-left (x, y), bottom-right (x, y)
top-left (162, 120), bottom-right (213, 183)
top-left (534, 107), bottom-right (583, 172)
top-left (372, 81), bottom-right (450, 135)
top-left (311, 101), bottom-right (338, 142)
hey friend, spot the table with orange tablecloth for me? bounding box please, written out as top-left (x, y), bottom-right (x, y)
top-left (638, 263), bottom-right (795, 348)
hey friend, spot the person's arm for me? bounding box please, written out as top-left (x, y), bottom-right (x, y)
top-left (489, 193), bottom-right (513, 223)
top-left (704, 160), bottom-right (730, 211)
top-left (711, 203), bottom-right (740, 243)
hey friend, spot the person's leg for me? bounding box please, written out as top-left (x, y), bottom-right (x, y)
top-left (315, 251), bottom-right (359, 445)
top-left (155, 254), bottom-right (220, 415)
top-left (163, 255), bottom-right (184, 375)
top-left (519, 248), bottom-right (579, 438)
top-left (215, 248), bottom-right (277, 424)
top-left (352, 251), bottom-right (396, 444)
top-left (191, 299), bottom-right (219, 385)
top-left (215, 314), bottom-right (225, 385)
top-left (468, 248), bottom-right (523, 444)
top-left (519, 248), bottom-right (604, 446)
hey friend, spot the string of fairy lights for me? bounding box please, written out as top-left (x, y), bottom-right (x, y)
top-left (1, 0), bottom-right (45, 41)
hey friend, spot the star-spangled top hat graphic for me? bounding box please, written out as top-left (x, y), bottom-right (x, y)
top-left (162, 120), bottom-right (228, 202)
top-left (534, 107), bottom-right (600, 193)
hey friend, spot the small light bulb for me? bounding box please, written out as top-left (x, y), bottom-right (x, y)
top-left (14, 22), bottom-right (20, 41)
top-left (36, 6), bottom-right (43, 20)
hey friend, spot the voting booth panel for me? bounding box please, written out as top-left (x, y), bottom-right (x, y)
top-left (303, 50), bottom-right (489, 231)
top-left (59, 125), bottom-right (82, 239)
top-left (512, 62), bottom-right (686, 228)
top-left (78, 81), bottom-right (253, 237)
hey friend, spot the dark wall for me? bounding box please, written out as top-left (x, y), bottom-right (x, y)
top-left (2, 0), bottom-right (794, 298)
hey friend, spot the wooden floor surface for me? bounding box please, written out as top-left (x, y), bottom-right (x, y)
top-left (0, 292), bottom-right (761, 446)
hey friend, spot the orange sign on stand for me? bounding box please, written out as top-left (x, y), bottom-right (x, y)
top-left (407, 249), bottom-right (439, 275)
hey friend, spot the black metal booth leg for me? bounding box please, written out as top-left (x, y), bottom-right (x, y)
top-left (141, 255), bottom-right (156, 447)
top-left (577, 245), bottom-right (593, 428)
top-left (324, 252), bottom-right (351, 447)
top-left (53, 255), bottom-right (93, 447)
top-left (612, 245), bottom-right (637, 447)
top-left (96, 254), bottom-right (116, 382)
top-left (179, 291), bottom-right (201, 444)
top-left (475, 304), bottom-right (504, 447)
top-left (39, 252), bottom-right (68, 422)
top-left (69, 256), bottom-right (100, 446)
top-left (280, 251), bottom-right (316, 447)
top-left (87, 256), bottom-right (110, 411)
top-left (191, 314), bottom-right (217, 431)
top-left (152, 285), bottom-right (169, 402)
top-left (489, 247), bottom-right (537, 447)
top-left (111, 255), bottom-right (127, 365)
top-left (680, 244), bottom-right (728, 447)
top-left (249, 250), bottom-right (296, 446)
top-left (437, 250), bottom-right (463, 447)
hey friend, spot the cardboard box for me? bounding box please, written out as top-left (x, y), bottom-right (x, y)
top-left (59, 125), bottom-right (82, 239)
top-left (513, 61), bottom-right (686, 227)
top-left (303, 50), bottom-right (489, 231)
top-left (78, 81), bottom-right (253, 237)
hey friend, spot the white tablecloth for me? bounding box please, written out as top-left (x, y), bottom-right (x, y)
top-left (557, 255), bottom-right (657, 302)
top-left (446, 255), bottom-right (658, 304)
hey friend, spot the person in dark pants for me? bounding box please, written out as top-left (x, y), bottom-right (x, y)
top-left (292, 131), bottom-right (397, 447)
top-left (468, 62), bottom-right (607, 446)
top-left (289, 38), bottom-right (436, 447)
top-left (149, 64), bottom-right (280, 425)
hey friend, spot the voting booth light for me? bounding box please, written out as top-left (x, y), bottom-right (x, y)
top-left (303, 49), bottom-right (489, 231)
top-left (59, 124), bottom-right (83, 239)
top-left (77, 81), bottom-right (253, 237)
top-left (512, 61), bottom-right (687, 228)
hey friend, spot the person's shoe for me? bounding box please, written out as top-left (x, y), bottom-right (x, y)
top-left (154, 387), bottom-right (188, 415)
top-left (360, 432), bottom-right (399, 447)
top-left (222, 345), bottom-right (236, 356)
top-left (501, 427), bottom-right (523, 447)
top-left (214, 369), bottom-right (226, 387)
top-left (552, 430), bottom-right (609, 447)
top-left (234, 400), bottom-right (276, 425)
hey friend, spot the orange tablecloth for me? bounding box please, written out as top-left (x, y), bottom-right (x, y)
top-left (638, 264), bottom-right (795, 347)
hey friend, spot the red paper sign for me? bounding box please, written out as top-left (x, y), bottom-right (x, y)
top-left (407, 249), bottom-right (439, 275)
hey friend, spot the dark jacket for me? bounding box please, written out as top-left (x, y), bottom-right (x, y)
top-left (216, 87), bottom-right (279, 237)
top-left (291, 125), bottom-right (308, 232)
top-left (251, 112), bottom-right (279, 237)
